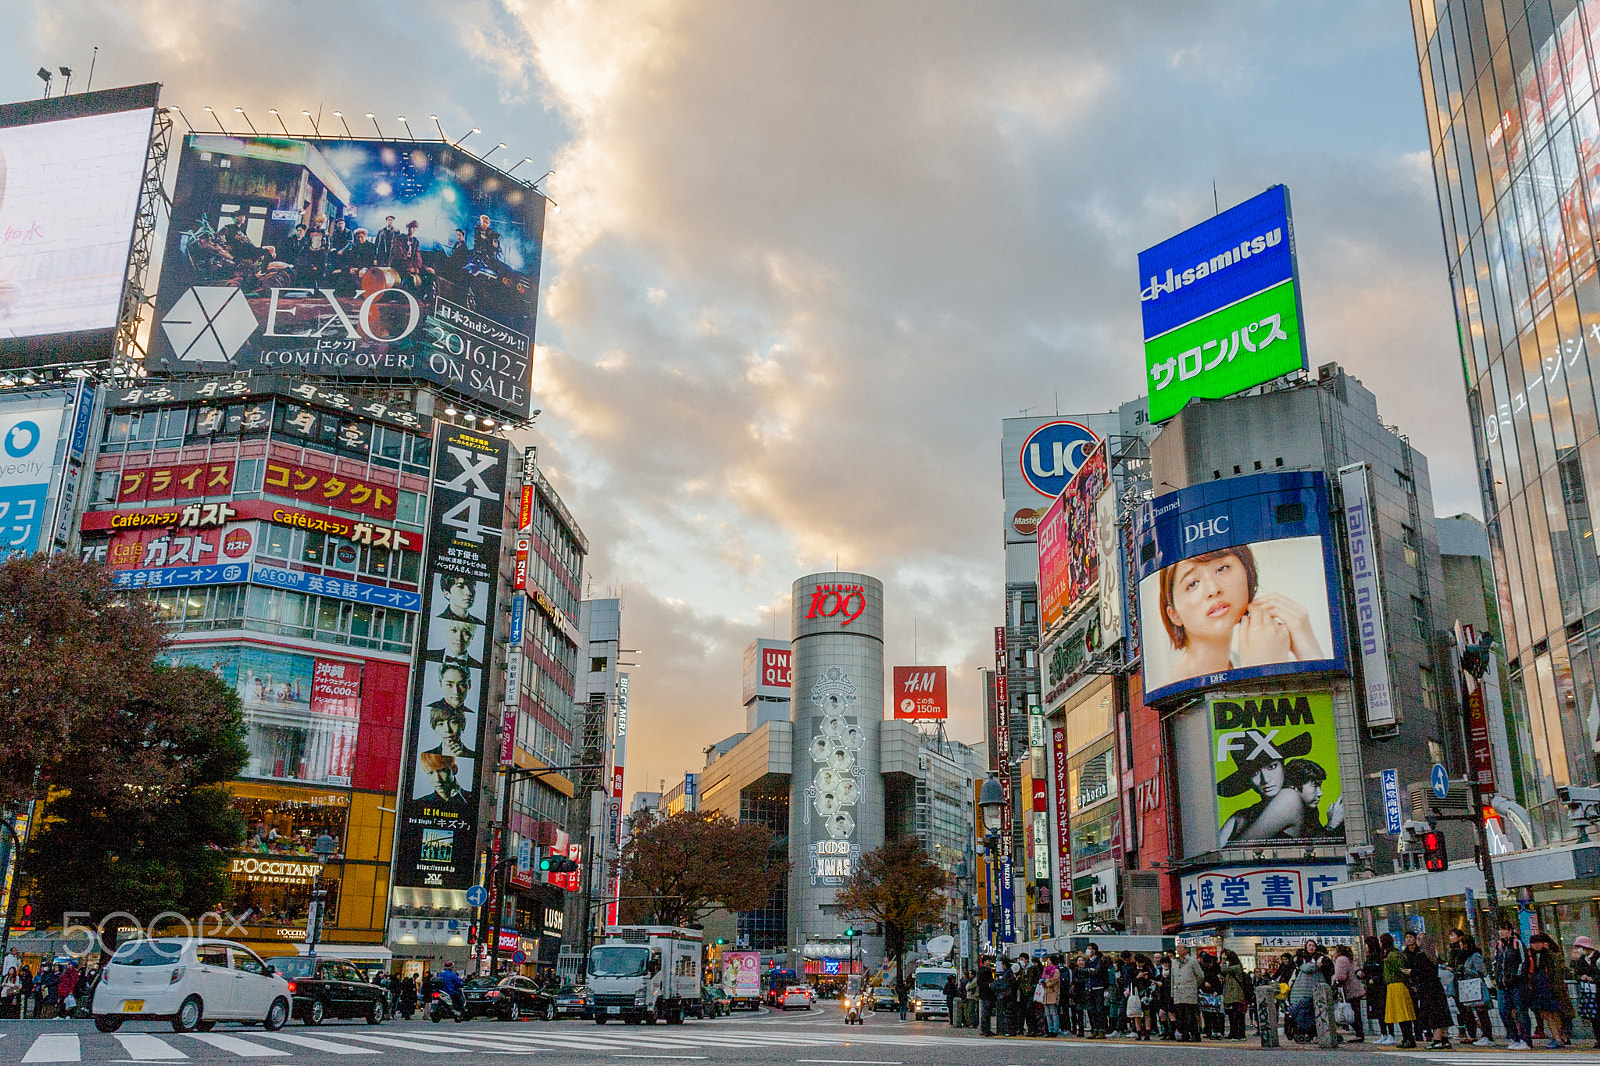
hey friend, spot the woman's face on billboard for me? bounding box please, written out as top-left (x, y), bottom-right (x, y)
top-left (1250, 759), bottom-right (1285, 797)
top-left (1166, 554), bottom-right (1249, 643)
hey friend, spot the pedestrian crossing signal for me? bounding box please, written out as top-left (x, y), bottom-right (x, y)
top-left (1423, 830), bottom-right (1447, 872)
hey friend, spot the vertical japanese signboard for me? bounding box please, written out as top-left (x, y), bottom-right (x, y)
top-left (395, 424), bottom-right (508, 889)
top-left (1339, 462), bottom-right (1398, 729)
top-left (1051, 725), bottom-right (1073, 920)
top-left (607, 672), bottom-right (629, 928)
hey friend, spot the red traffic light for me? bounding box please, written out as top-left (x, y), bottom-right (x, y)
top-left (1423, 830), bottom-right (1447, 872)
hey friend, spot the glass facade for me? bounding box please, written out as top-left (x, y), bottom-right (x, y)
top-left (1415, 0), bottom-right (1600, 837)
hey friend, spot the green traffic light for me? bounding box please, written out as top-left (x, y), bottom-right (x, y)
top-left (539, 857), bottom-right (553, 871)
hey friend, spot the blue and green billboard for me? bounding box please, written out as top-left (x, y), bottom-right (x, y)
top-left (1138, 185), bottom-right (1307, 422)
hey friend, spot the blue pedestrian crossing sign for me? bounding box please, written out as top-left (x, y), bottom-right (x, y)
top-left (1431, 763), bottom-right (1449, 800)
top-left (466, 884), bottom-right (489, 907)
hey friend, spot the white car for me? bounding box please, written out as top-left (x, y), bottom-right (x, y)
top-left (93, 938), bottom-right (292, 1033)
top-left (781, 987), bottom-right (811, 1010)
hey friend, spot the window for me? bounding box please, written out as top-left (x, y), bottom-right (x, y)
top-left (396, 490), bottom-right (424, 526)
top-left (91, 471), bottom-right (118, 504)
top-left (1412, 596), bottom-right (1429, 641)
top-left (235, 458), bottom-right (264, 493)
top-left (591, 657), bottom-right (608, 673)
top-left (1402, 524), bottom-right (1421, 569)
top-left (1420, 666), bottom-right (1439, 712)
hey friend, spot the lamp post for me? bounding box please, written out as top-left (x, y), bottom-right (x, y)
top-left (306, 833), bottom-right (340, 960)
top-left (977, 774), bottom-right (1006, 950)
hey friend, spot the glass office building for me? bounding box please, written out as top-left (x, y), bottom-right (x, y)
top-left (1413, 0), bottom-right (1600, 839)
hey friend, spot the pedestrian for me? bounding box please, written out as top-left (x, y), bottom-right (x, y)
top-left (1528, 933), bottom-right (1574, 1049)
top-left (399, 974), bottom-right (417, 1020)
top-left (977, 956), bottom-right (996, 1036)
top-left (1571, 936), bottom-right (1600, 1048)
top-left (944, 971), bottom-right (959, 1026)
top-left (1449, 931), bottom-right (1493, 1046)
top-left (17, 965), bottom-right (30, 1019)
top-left (1360, 935), bottom-right (1392, 1044)
top-left (1219, 948), bottom-right (1247, 1040)
top-left (1494, 920), bottom-right (1533, 1050)
top-left (1128, 961), bottom-right (1152, 1040)
top-left (1382, 933), bottom-right (1418, 1049)
top-left (1401, 932), bottom-right (1451, 1049)
top-left (1331, 944), bottom-right (1365, 1042)
top-left (1023, 955), bottom-right (1043, 1036)
top-left (991, 958), bottom-right (1013, 1035)
top-left (1081, 943), bottom-right (1108, 1038)
top-left (1170, 944), bottom-right (1203, 1042)
top-left (57, 962), bottom-right (79, 1019)
top-left (1042, 955), bottom-right (1061, 1037)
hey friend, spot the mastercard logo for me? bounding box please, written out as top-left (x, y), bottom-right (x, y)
top-left (1012, 508), bottom-right (1042, 536)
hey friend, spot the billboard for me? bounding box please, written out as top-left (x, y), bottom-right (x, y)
top-left (167, 644), bottom-right (361, 787)
top-left (892, 666), bottom-right (948, 719)
top-left (1132, 471), bottom-right (1344, 703)
top-left (1138, 185), bottom-right (1306, 423)
top-left (1001, 415), bottom-right (1119, 559)
top-left (1211, 690), bottom-right (1345, 846)
top-left (0, 84), bottom-right (159, 364)
top-left (1037, 441), bottom-right (1107, 631)
top-left (0, 397), bottom-right (65, 558)
top-left (742, 638), bottom-right (792, 704)
top-left (1339, 462), bottom-right (1398, 729)
top-left (150, 134), bottom-right (545, 418)
top-left (1179, 864), bottom-right (1345, 925)
top-left (395, 424), bottom-right (508, 889)
top-left (722, 950), bottom-right (760, 998)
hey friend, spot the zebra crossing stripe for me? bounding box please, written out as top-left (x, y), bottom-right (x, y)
top-left (180, 1034), bottom-right (285, 1058)
top-left (113, 1035), bottom-right (187, 1060)
top-left (19, 1035), bottom-right (78, 1063)
top-left (299, 1032), bottom-right (491, 1054)
top-left (250, 1033), bottom-right (379, 1055)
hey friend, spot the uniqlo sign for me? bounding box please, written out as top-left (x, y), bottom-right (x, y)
top-left (892, 666), bottom-right (948, 720)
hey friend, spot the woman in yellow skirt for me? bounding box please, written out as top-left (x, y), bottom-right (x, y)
top-left (1381, 933), bottom-right (1417, 1048)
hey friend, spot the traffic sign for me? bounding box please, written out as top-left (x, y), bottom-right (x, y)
top-left (466, 884), bottom-right (489, 907)
top-left (1431, 763), bottom-right (1450, 800)
top-left (512, 950), bottom-right (526, 964)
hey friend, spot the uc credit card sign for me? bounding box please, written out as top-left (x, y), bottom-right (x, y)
top-left (1138, 185), bottom-right (1307, 422)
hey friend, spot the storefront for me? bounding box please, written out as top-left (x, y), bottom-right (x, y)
top-left (1176, 863), bottom-right (1351, 973)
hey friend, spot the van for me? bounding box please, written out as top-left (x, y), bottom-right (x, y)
top-left (907, 967), bottom-right (956, 1021)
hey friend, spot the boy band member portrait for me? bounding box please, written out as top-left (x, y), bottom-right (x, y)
top-left (424, 662), bottom-right (476, 759)
top-left (417, 751), bottom-right (472, 810)
top-left (1217, 731), bottom-right (1343, 845)
top-left (1158, 544), bottom-right (1324, 686)
top-left (426, 618), bottom-right (482, 672)
top-left (438, 575), bottom-right (478, 623)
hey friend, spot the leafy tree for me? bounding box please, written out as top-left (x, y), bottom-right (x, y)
top-left (835, 838), bottom-right (950, 1016)
top-left (0, 557), bottom-right (250, 947)
top-left (617, 809), bottom-right (788, 927)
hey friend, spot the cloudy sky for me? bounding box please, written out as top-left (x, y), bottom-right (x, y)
top-left (1, 1), bottom-right (1468, 808)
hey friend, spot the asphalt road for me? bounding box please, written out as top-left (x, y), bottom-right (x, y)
top-left (0, 1001), bottom-right (1581, 1065)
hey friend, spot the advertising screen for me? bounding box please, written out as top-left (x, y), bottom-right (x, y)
top-left (0, 396), bottom-right (65, 558)
top-left (1132, 471), bottom-right (1344, 703)
top-left (0, 84), bottom-right (158, 364)
top-left (1037, 441), bottom-right (1107, 631)
top-left (892, 665), bottom-right (948, 719)
top-left (1210, 690), bottom-right (1344, 847)
top-left (742, 637), bottom-right (792, 703)
top-left (1138, 185), bottom-right (1306, 423)
top-left (151, 134), bottom-right (545, 418)
top-left (394, 424), bottom-right (507, 890)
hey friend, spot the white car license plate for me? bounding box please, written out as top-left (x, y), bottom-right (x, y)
top-left (122, 1000), bottom-right (144, 1012)
top-left (607, 1006), bottom-right (621, 1014)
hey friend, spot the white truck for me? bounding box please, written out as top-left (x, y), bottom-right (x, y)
top-left (587, 926), bottom-right (703, 1025)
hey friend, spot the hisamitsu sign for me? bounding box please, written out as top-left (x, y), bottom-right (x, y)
top-left (1138, 185), bottom-right (1307, 422)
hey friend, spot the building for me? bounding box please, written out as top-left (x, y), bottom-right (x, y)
top-left (1410, 0), bottom-right (1600, 943)
top-left (579, 597), bottom-right (624, 950)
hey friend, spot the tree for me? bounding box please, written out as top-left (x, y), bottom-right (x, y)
top-left (835, 838), bottom-right (950, 1018)
top-left (617, 809), bottom-right (788, 927)
top-left (0, 556), bottom-right (250, 947)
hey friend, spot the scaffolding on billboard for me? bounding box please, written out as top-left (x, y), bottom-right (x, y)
top-left (115, 105), bottom-right (174, 372)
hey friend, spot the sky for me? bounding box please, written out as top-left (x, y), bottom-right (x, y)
top-left (0, 0), bottom-right (1468, 810)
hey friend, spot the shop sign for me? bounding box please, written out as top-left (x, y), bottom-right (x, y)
top-left (231, 857), bottom-right (324, 885)
top-left (1050, 726), bottom-right (1071, 918)
top-left (1179, 864), bottom-right (1345, 925)
top-left (1044, 610), bottom-right (1101, 702)
top-left (117, 461), bottom-right (234, 503)
top-left (497, 928), bottom-right (520, 951)
top-left (275, 928), bottom-right (307, 940)
top-left (82, 499), bottom-right (413, 548)
top-left (518, 485), bottom-right (533, 532)
top-left (1465, 680), bottom-right (1497, 790)
top-left (514, 537), bottom-right (530, 590)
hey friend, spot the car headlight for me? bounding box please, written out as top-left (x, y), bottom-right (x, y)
top-left (634, 990), bottom-right (645, 1006)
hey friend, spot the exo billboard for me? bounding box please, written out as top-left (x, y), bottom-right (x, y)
top-left (150, 134), bottom-right (545, 418)
top-left (1138, 185), bottom-right (1307, 423)
top-left (0, 84), bottom-right (159, 365)
top-left (892, 666), bottom-right (948, 720)
top-left (1037, 440), bottom-right (1107, 631)
top-left (1132, 470), bottom-right (1344, 703)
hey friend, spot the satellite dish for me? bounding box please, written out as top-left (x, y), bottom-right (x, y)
top-left (926, 935), bottom-right (955, 959)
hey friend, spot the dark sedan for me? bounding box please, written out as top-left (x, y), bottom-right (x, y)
top-left (462, 975), bottom-right (555, 1021)
top-left (268, 956), bottom-right (387, 1025)
top-left (552, 984), bottom-right (592, 1019)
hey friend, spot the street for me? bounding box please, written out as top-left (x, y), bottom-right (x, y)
top-left (0, 1003), bottom-right (1569, 1066)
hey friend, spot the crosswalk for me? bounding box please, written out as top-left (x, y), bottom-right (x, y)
top-left (1384, 1054), bottom-right (1600, 1065)
top-left (0, 1023), bottom-right (991, 1063)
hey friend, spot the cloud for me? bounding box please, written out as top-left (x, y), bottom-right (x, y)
top-left (2, 0), bottom-right (1470, 810)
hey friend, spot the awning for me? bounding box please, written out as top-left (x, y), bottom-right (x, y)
top-left (296, 943), bottom-right (392, 961)
top-left (1322, 862), bottom-right (1485, 912)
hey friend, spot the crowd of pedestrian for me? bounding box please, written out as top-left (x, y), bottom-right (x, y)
top-left (0, 950), bottom-right (91, 1019)
top-left (936, 926), bottom-right (1600, 1049)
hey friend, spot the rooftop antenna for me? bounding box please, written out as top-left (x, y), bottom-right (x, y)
top-left (913, 619), bottom-right (919, 666)
top-left (1213, 180), bottom-right (1220, 215)
top-left (85, 47), bottom-right (97, 92)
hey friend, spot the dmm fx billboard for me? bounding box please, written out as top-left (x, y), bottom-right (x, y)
top-left (1138, 185), bottom-right (1307, 423)
top-left (1132, 470), bottom-right (1344, 704)
top-left (0, 398), bottom-right (65, 558)
top-left (1211, 690), bottom-right (1345, 848)
top-left (150, 134), bottom-right (546, 418)
top-left (395, 425), bottom-right (508, 890)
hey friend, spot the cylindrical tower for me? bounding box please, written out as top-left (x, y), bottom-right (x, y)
top-left (787, 572), bottom-right (885, 967)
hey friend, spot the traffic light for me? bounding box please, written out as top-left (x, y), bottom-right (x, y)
top-left (539, 855), bottom-right (579, 874)
top-left (844, 927), bottom-right (860, 938)
top-left (714, 938), bottom-right (728, 945)
top-left (1423, 829), bottom-right (1448, 872)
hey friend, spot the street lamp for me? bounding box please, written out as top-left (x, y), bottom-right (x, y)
top-left (306, 832), bottom-right (340, 959)
top-left (978, 774), bottom-right (1006, 836)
